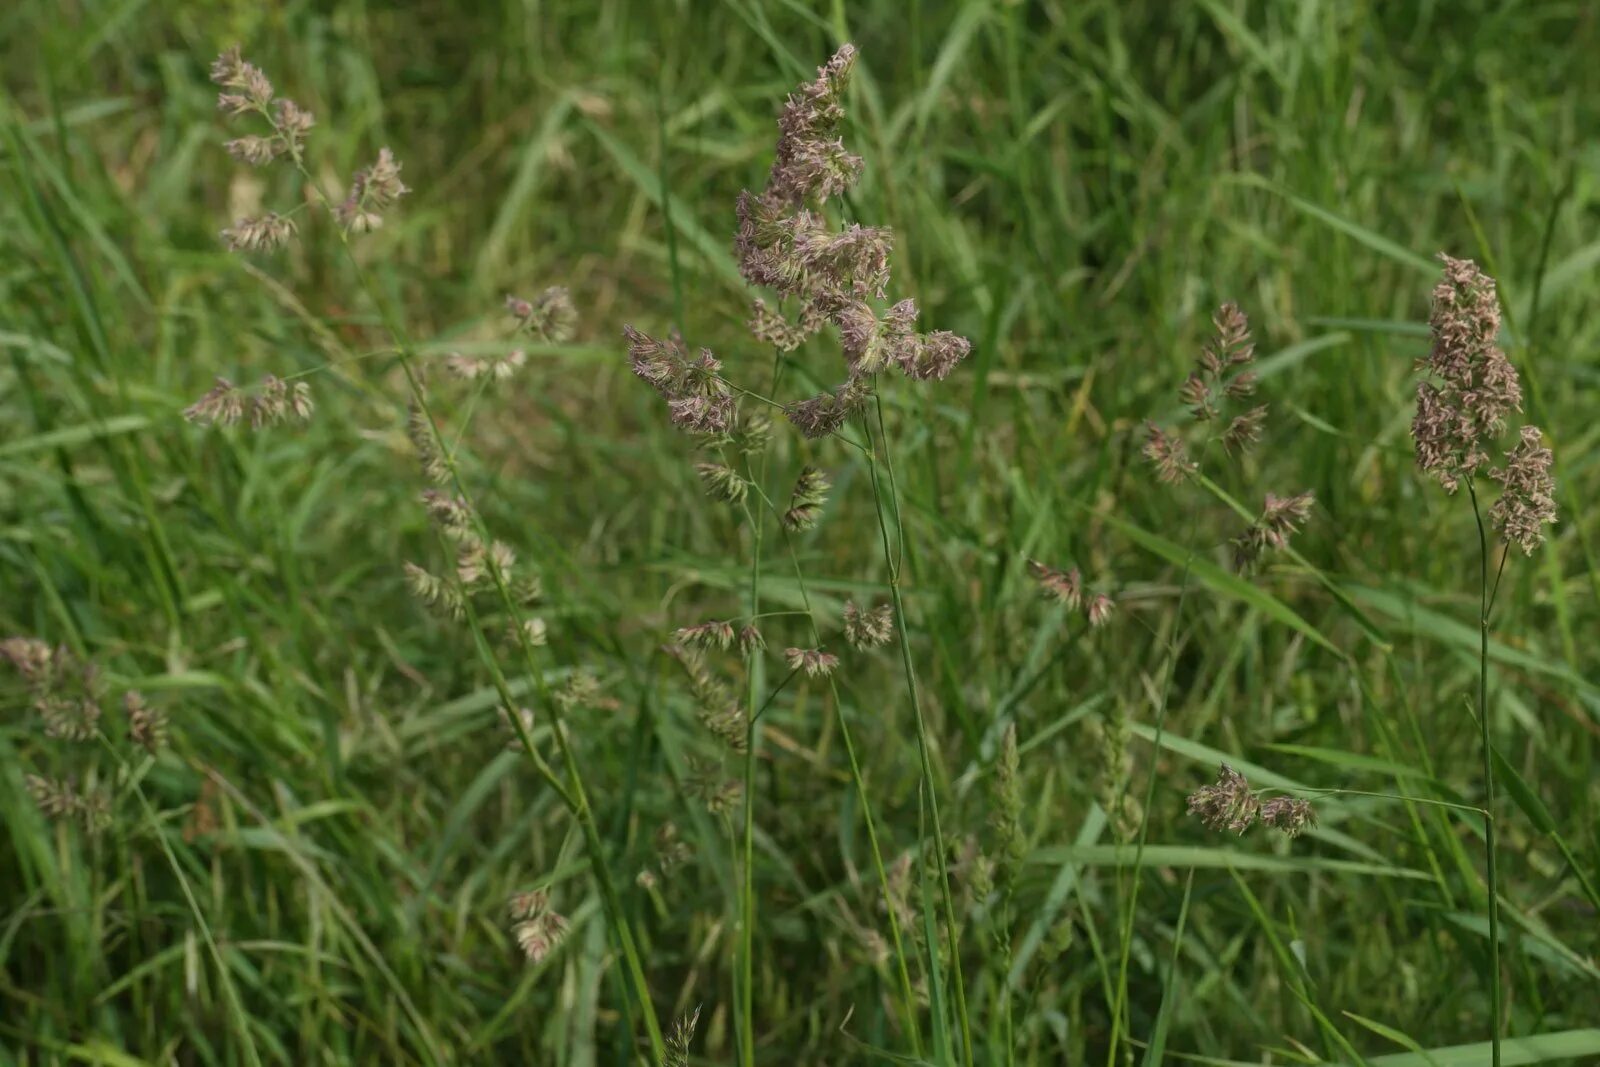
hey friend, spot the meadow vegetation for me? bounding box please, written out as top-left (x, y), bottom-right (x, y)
top-left (2, 2), bottom-right (1599, 1064)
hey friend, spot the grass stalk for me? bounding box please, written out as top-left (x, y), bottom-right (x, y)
top-left (863, 391), bottom-right (973, 1066)
top-left (1468, 482), bottom-right (1505, 1067)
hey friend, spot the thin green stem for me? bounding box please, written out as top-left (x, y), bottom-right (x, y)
top-left (736, 352), bottom-right (782, 1067)
top-left (1469, 482), bottom-right (1505, 1067)
top-left (864, 393), bottom-right (973, 1067)
top-left (286, 159), bottom-right (666, 1063)
top-left (748, 475), bottom-right (922, 1053)
top-left (1108, 439), bottom-right (1214, 1066)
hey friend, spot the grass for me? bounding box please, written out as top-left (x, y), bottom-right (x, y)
top-left (2, 0), bottom-right (1599, 1064)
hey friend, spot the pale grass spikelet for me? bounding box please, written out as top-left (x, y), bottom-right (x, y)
top-left (1413, 255), bottom-right (1525, 492)
top-left (1487, 426), bottom-right (1557, 554)
top-left (784, 646), bottom-right (839, 677)
top-left (695, 462), bottom-right (749, 505)
top-left (623, 326), bottom-right (734, 436)
top-left (39, 696), bottom-right (101, 742)
top-left (1221, 403), bottom-right (1269, 455)
top-left (179, 376), bottom-right (236, 427)
top-left (225, 135), bottom-right (283, 166)
top-left (738, 624), bottom-right (765, 655)
top-left (420, 490), bottom-right (472, 537)
top-left (124, 691), bottom-right (167, 754)
top-left (407, 403), bottom-right (451, 484)
top-left (842, 600), bottom-right (893, 650)
top-left (210, 47), bottom-right (273, 108)
top-left (1, 637), bottom-right (55, 681)
top-left (1231, 490), bottom-right (1315, 572)
top-left (220, 211), bottom-right (298, 254)
top-left (782, 466), bottom-right (831, 530)
top-left (674, 620), bottom-right (736, 651)
top-left (25, 775), bottom-right (109, 831)
top-left (667, 1004), bottom-right (702, 1067)
top-left (1260, 795), bottom-right (1318, 838)
top-left (455, 539), bottom-right (516, 589)
top-left (508, 890), bottom-right (570, 965)
top-left (273, 98), bottom-right (314, 154)
top-left (403, 561), bottom-right (465, 619)
top-left (1085, 593), bottom-right (1115, 628)
top-left (446, 348), bottom-right (526, 382)
top-left (1142, 422), bottom-right (1195, 484)
top-left (247, 375), bottom-right (313, 427)
top-left (26, 774), bottom-right (80, 820)
top-left (1179, 373), bottom-right (1215, 421)
top-left (785, 376), bottom-right (871, 438)
top-left (665, 644), bottom-right (748, 753)
top-left (336, 147), bottom-right (410, 233)
top-left (1186, 763), bottom-right (1260, 834)
top-left (1026, 559), bottom-right (1081, 611)
top-left (185, 374), bottom-right (311, 426)
top-left (507, 288), bottom-right (577, 344)
top-left (513, 616), bottom-right (549, 647)
top-left (749, 299), bottom-right (807, 351)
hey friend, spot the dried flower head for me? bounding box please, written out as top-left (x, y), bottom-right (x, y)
top-left (1231, 490), bottom-right (1315, 572)
top-left (184, 374), bottom-right (311, 427)
top-left (785, 647), bottom-right (839, 677)
top-left (1, 637), bottom-right (55, 681)
top-left (1413, 255), bottom-right (1524, 492)
top-left (785, 376), bottom-right (871, 438)
top-left (403, 560), bottom-right (465, 619)
top-left (507, 287), bottom-right (577, 344)
top-left (124, 691), bottom-right (168, 754)
top-left (335, 147), bottom-right (410, 233)
top-left (508, 890), bottom-right (570, 964)
top-left (1221, 404), bottom-right (1269, 455)
top-left (26, 774), bottom-right (80, 821)
top-left (842, 600), bottom-right (894, 650)
top-left (1260, 795), bottom-right (1318, 838)
top-left (210, 47), bottom-right (273, 108)
top-left (624, 326), bottom-right (734, 435)
top-left (782, 466), bottom-right (831, 531)
top-left (1487, 426), bottom-right (1557, 554)
top-left (1142, 423), bottom-right (1196, 484)
top-left (1085, 593), bottom-right (1115, 628)
top-left (39, 696), bottom-right (101, 743)
top-left (737, 624), bottom-right (765, 655)
top-left (225, 135), bottom-right (283, 166)
top-left (220, 212), bottom-right (297, 253)
top-left (674, 620), bottom-right (736, 651)
top-left (407, 403), bottom-right (452, 484)
top-left (1027, 560), bottom-right (1082, 610)
top-left (1186, 763), bottom-right (1259, 834)
top-left (729, 44), bottom-right (970, 405)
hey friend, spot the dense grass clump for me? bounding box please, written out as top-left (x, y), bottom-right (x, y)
top-left (3, 2), bottom-right (1599, 1064)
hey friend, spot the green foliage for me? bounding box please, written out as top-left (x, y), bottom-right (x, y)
top-left (3, 1), bottom-right (1598, 1064)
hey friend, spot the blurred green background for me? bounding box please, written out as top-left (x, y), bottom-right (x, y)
top-left (3, 0), bottom-right (1599, 1064)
